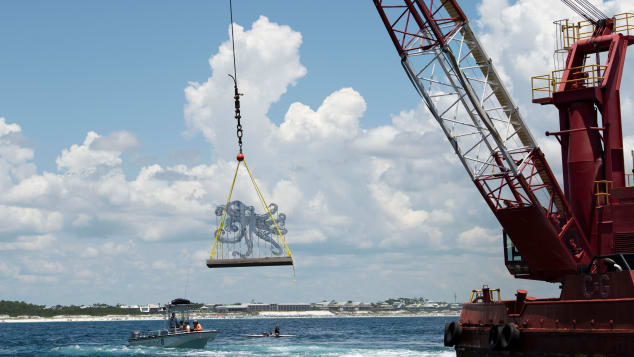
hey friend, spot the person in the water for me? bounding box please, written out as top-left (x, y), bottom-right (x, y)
top-left (274, 325), bottom-right (280, 336)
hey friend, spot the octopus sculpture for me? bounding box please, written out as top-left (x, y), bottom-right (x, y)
top-left (215, 200), bottom-right (287, 259)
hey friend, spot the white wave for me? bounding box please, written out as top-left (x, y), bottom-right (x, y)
top-left (50, 343), bottom-right (454, 357)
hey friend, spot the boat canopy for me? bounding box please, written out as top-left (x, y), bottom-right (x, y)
top-left (171, 298), bottom-right (192, 305)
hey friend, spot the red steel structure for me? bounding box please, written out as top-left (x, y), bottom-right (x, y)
top-left (374, 0), bottom-right (634, 355)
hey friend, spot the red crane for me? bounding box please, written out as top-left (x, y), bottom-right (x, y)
top-left (374, 0), bottom-right (634, 355)
top-left (374, 0), bottom-right (592, 282)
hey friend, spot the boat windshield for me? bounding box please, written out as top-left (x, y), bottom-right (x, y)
top-left (165, 299), bottom-right (194, 332)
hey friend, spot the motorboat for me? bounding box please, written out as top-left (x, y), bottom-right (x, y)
top-left (128, 298), bottom-right (219, 349)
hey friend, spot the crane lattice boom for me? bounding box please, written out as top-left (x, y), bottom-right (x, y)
top-left (374, 0), bottom-right (593, 281)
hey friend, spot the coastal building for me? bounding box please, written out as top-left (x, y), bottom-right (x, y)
top-left (203, 299), bottom-right (462, 314)
top-left (312, 301), bottom-right (331, 310)
top-left (405, 304), bottom-right (424, 311)
top-left (139, 304), bottom-right (162, 313)
top-left (278, 303), bottom-right (310, 311)
top-left (213, 302), bottom-right (312, 313)
top-left (328, 301), bottom-right (342, 311)
top-left (342, 302), bottom-right (372, 311)
top-left (214, 304), bottom-right (249, 313)
top-left (247, 303), bottom-right (277, 312)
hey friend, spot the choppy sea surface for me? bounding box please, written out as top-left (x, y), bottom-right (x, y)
top-left (0, 316), bottom-right (456, 356)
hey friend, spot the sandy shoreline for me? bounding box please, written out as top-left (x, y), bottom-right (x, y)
top-left (0, 311), bottom-right (459, 323)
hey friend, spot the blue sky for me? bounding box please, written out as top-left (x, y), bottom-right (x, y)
top-left (2, 1), bottom-right (479, 174)
top-left (0, 0), bottom-right (633, 306)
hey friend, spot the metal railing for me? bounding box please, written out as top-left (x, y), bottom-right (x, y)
top-left (614, 13), bottom-right (634, 35)
top-left (561, 19), bottom-right (595, 46)
top-left (557, 13), bottom-right (634, 49)
top-left (532, 64), bottom-right (607, 100)
top-left (531, 74), bottom-right (555, 101)
top-left (553, 64), bottom-right (606, 89)
top-left (469, 287), bottom-right (501, 303)
top-left (595, 180), bottom-right (613, 207)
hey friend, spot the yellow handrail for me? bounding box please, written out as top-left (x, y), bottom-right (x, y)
top-left (552, 64), bottom-right (607, 90)
top-left (532, 64), bottom-right (607, 100)
top-left (558, 13), bottom-right (634, 47)
top-left (614, 13), bottom-right (634, 36)
top-left (561, 19), bottom-right (594, 46)
top-left (595, 180), bottom-right (613, 207)
top-left (469, 288), bottom-right (501, 303)
top-left (531, 75), bottom-right (554, 101)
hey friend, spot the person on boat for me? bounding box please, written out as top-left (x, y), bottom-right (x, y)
top-left (274, 325), bottom-right (280, 336)
top-left (193, 320), bottom-right (202, 331)
top-left (168, 313), bottom-right (179, 331)
top-left (180, 320), bottom-right (191, 332)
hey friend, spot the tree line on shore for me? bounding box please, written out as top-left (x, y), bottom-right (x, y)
top-left (0, 300), bottom-right (148, 317)
top-left (0, 297), bottom-right (449, 317)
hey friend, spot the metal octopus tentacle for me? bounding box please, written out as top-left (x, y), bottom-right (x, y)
top-left (215, 202), bottom-right (246, 244)
top-left (214, 200), bottom-right (288, 258)
top-left (253, 220), bottom-right (283, 255)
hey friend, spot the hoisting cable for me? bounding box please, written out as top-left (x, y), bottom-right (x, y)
top-left (575, 0), bottom-right (608, 20)
top-left (560, 0), bottom-right (609, 24)
top-left (209, 0), bottom-right (295, 279)
top-left (561, 0), bottom-right (598, 23)
top-left (228, 0), bottom-right (244, 158)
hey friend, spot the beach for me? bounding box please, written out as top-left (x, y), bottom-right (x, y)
top-left (0, 310), bottom-right (459, 323)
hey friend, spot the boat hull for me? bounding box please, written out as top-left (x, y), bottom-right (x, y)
top-left (455, 327), bottom-right (634, 357)
top-left (129, 330), bottom-right (218, 349)
top-left (450, 297), bottom-right (634, 356)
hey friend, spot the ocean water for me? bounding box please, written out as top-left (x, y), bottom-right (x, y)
top-left (0, 316), bottom-right (456, 356)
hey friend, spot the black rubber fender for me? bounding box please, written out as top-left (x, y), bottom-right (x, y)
top-left (444, 321), bottom-right (462, 347)
top-left (488, 325), bottom-right (503, 350)
top-left (500, 322), bottom-right (520, 350)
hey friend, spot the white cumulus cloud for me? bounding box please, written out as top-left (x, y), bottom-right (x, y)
top-left (8, 3), bottom-right (634, 302)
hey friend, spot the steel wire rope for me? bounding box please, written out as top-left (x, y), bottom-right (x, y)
top-left (211, 1), bottom-right (294, 274)
top-left (228, 0), bottom-right (244, 155)
top-left (562, 0), bottom-right (598, 23)
top-left (576, 0), bottom-right (608, 20)
top-left (561, 0), bottom-right (608, 24)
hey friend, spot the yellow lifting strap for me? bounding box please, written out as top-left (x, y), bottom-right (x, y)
top-left (209, 159), bottom-right (296, 279)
